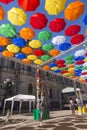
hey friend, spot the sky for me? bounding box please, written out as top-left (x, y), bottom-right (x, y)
top-left (0, 0), bottom-right (87, 62)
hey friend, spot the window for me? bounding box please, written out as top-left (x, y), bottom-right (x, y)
top-left (9, 60), bottom-right (15, 69)
top-left (28, 83), bottom-right (33, 95)
top-left (49, 88), bottom-right (52, 98)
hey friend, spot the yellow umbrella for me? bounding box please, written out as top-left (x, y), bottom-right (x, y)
top-left (7, 44), bottom-right (20, 53)
top-left (64, 0), bottom-right (84, 21)
top-left (7, 7), bottom-right (27, 26)
top-left (84, 57), bottom-right (87, 62)
top-left (51, 66), bottom-right (59, 71)
top-left (45, 0), bottom-right (67, 15)
top-left (34, 59), bottom-right (43, 65)
top-left (29, 40), bottom-right (42, 49)
top-left (27, 55), bottom-right (37, 60)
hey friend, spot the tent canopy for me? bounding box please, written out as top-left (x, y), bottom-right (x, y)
top-left (62, 87), bottom-right (80, 93)
top-left (3, 94), bottom-right (36, 115)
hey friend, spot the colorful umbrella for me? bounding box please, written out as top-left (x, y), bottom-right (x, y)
top-left (43, 65), bottom-right (50, 70)
top-left (42, 44), bottom-right (54, 51)
top-left (7, 44), bottom-right (20, 53)
top-left (59, 42), bottom-right (71, 51)
top-left (41, 55), bottom-right (51, 61)
top-left (20, 28), bottom-right (35, 40)
top-left (52, 35), bottom-right (66, 45)
top-left (49, 49), bottom-right (60, 56)
top-left (65, 24), bottom-right (81, 36)
top-left (12, 37), bottom-right (27, 47)
top-left (45, 0), bottom-right (66, 15)
top-left (0, 0), bottom-right (13, 4)
top-left (38, 30), bottom-right (52, 41)
top-left (30, 12), bottom-right (48, 30)
top-left (29, 40), bottom-right (42, 49)
top-left (2, 50), bottom-right (14, 57)
top-left (0, 24), bottom-right (16, 37)
top-left (49, 18), bottom-right (66, 32)
top-left (70, 34), bottom-right (85, 45)
top-left (0, 5), bottom-right (5, 20)
top-left (7, 7), bottom-right (27, 26)
top-left (49, 62), bottom-right (57, 67)
top-left (27, 55), bottom-right (37, 60)
top-left (15, 52), bottom-right (26, 59)
top-left (34, 50), bottom-right (45, 56)
top-left (0, 46), bottom-right (4, 52)
top-left (0, 36), bottom-right (9, 46)
top-left (64, 0), bottom-right (84, 21)
top-left (74, 50), bottom-right (86, 57)
top-left (64, 55), bottom-right (74, 61)
top-left (83, 14), bottom-right (87, 25)
top-left (56, 60), bottom-right (65, 64)
top-left (21, 59), bottom-right (31, 64)
top-left (34, 59), bottom-right (43, 65)
top-left (21, 46), bottom-right (33, 54)
top-left (18, 0), bottom-right (40, 11)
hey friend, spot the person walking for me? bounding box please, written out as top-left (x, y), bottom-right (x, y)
top-left (70, 98), bottom-right (76, 117)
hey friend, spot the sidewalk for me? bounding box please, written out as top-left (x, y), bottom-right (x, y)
top-left (0, 110), bottom-right (87, 130)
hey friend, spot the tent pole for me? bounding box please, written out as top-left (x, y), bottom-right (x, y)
top-left (19, 100), bottom-right (22, 114)
top-left (3, 100), bottom-right (6, 115)
top-left (11, 100), bottom-right (14, 115)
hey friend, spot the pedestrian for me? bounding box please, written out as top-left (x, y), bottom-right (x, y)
top-left (39, 92), bottom-right (46, 126)
top-left (70, 98), bottom-right (76, 117)
top-left (76, 98), bottom-right (83, 115)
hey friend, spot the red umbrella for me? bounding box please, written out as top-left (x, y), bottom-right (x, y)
top-left (76, 60), bottom-right (84, 65)
top-left (0, 0), bottom-right (13, 4)
top-left (49, 18), bottom-right (66, 32)
top-left (18, 0), bottom-right (40, 11)
top-left (70, 34), bottom-right (85, 44)
top-left (65, 24), bottom-right (81, 36)
top-left (56, 59), bottom-right (65, 64)
top-left (30, 12), bottom-right (48, 30)
top-left (58, 64), bottom-right (66, 68)
top-left (34, 49), bottom-right (45, 56)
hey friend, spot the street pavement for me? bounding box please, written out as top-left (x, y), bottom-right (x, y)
top-left (0, 110), bottom-right (87, 130)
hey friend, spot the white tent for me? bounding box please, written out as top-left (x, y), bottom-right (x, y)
top-left (3, 94), bottom-right (35, 115)
top-left (62, 87), bottom-right (80, 93)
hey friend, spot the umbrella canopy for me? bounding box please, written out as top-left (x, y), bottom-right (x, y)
top-left (34, 59), bottom-right (43, 65)
top-left (21, 46), bottom-right (33, 55)
top-left (65, 24), bottom-right (81, 36)
top-left (34, 50), bottom-right (45, 56)
top-left (42, 44), bottom-right (54, 51)
top-left (70, 34), bottom-right (85, 45)
top-left (27, 55), bottom-right (37, 60)
top-left (18, 0), bottom-right (40, 12)
top-left (0, 24), bottom-right (16, 37)
top-left (41, 54), bottom-right (51, 61)
top-left (83, 14), bottom-right (87, 25)
top-left (7, 7), bottom-right (27, 26)
top-left (15, 52), bottom-right (26, 59)
top-left (2, 50), bottom-right (14, 57)
top-left (21, 59), bottom-right (31, 64)
top-left (59, 42), bottom-right (71, 51)
top-left (20, 28), bottom-right (35, 40)
top-left (0, 36), bottom-right (9, 46)
top-left (0, 5), bottom-right (5, 20)
top-left (43, 65), bottom-right (50, 70)
top-left (7, 44), bottom-right (20, 53)
top-left (49, 18), bottom-right (66, 32)
top-left (64, 0), bottom-right (84, 21)
top-left (38, 30), bottom-right (52, 41)
top-left (49, 49), bottom-right (60, 56)
top-left (0, 0), bottom-right (13, 4)
top-left (45, 0), bottom-right (66, 15)
top-left (29, 40), bottom-right (42, 49)
top-left (74, 50), bottom-right (86, 57)
top-left (52, 35), bottom-right (66, 45)
top-left (12, 37), bottom-right (27, 47)
top-left (30, 12), bottom-right (48, 30)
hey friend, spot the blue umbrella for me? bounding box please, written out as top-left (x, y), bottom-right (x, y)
top-left (49, 62), bottom-right (57, 67)
top-left (15, 52), bottom-right (26, 59)
top-left (0, 47), bottom-right (4, 52)
top-left (54, 70), bottom-right (61, 73)
top-left (74, 56), bottom-right (85, 61)
top-left (59, 42), bottom-right (71, 51)
top-left (83, 14), bottom-right (87, 25)
top-left (12, 37), bottom-right (27, 47)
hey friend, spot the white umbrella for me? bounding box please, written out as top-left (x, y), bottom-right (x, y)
top-left (74, 50), bottom-right (86, 57)
top-left (52, 35), bottom-right (66, 45)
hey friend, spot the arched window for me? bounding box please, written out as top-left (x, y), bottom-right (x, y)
top-left (28, 83), bottom-right (33, 95)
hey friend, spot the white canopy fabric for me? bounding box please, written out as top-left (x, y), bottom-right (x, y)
top-left (3, 94), bottom-right (35, 115)
top-left (62, 87), bottom-right (80, 93)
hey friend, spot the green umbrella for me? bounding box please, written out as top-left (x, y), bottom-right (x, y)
top-left (66, 60), bottom-right (74, 64)
top-left (41, 54), bottom-right (51, 61)
top-left (0, 24), bottom-right (17, 37)
top-left (59, 67), bottom-right (68, 71)
top-left (38, 30), bottom-right (52, 41)
top-left (75, 65), bottom-right (82, 69)
top-left (82, 66), bottom-right (87, 70)
top-left (64, 55), bottom-right (74, 61)
top-left (42, 44), bottom-right (54, 51)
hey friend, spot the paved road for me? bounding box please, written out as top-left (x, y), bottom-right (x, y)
top-left (0, 110), bottom-right (87, 130)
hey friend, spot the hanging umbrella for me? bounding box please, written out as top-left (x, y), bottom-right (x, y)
top-left (41, 55), bottom-right (51, 61)
top-left (15, 52), bottom-right (26, 59)
top-left (7, 7), bottom-right (27, 26)
top-left (74, 56), bottom-right (85, 61)
top-left (0, 46), bottom-right (4, 52)
top-left (0, 24), bottom-right (16, 37)
top-left (64, 0), bottom-right (84, 21)
top-left (0, 0), bottom-right (13, 4)
top-left (0, 5), bottom-right (5, 20)
top-left (18, 0), bottom-right (40, 12)
top-left (2, 50), bottom-right (14, 57)
top-left (30, 12), bottom-right (48, 30)
top-left (65, 24), bottom-right (81, 36)
top-left (64, 55), bottom-right (74, 61)
top-left (56, 60), bottom-right (65, 64)
top-left (42, 44), bottom-right (54, 51)
top-left (12, 37), bottom-right (27, 48)
top-left (74, 50), bottom-right (86, 57)
top-left (7, 44), bottom-right (20, 53)
top-left (49, 18), bottom-right (66, 32)
top-left (70, 34), bottom-right (85, 45)
top-left (27, 55), bottom-right (37, 60)
top-left (20, 28), bottom-right (35, 40)
top-left (34, 59), bottom-right (43, 65)
top-left (51, 66), bottom-right (59, 71)
top-left (45, 0), bottom-right (66, 15)
top-left (52, 35), bottom-right (66, 45)
top-left (0, 36), bottom-right (9, 46)
top-left (49, 62), bottom-right (57, 67)
top-left (21, 46), bottom-right (33, 54)
top-left (59, 42), bottom-right (71, 51)
top-left (29, 40), bottom-right (42, 49)
top-left (38, 30), bottom-right (52, 41)
top-left (34, 50), bottom-right (45, 56)
top-left (83, 14), bottom-right (87, 25)
top-left (43, 65), bottom-right (50, 70)
top-left (21, 58), bottom-right (31, 64)
top-left (49, 49), bottom-right (60, 56)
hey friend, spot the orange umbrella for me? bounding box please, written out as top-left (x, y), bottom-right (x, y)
top-left (2, 50), bottom-right (14, 57)
top-left (0, 36), bottom-right (9, 46)
top-left (43, 65), bottom-right (50, 70)
top-left (21, 46), bottom-right (33, 54)
top-left (0, 5), bottom-right (5, 20)
top-left (20, 28), bottom-right (35, 40)
top-left (49, 49), bottom-right (60, 56)
top-left (21, 58), bottom-right (31, 64)
top-left (64, 0), bottom-right (84, 20)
